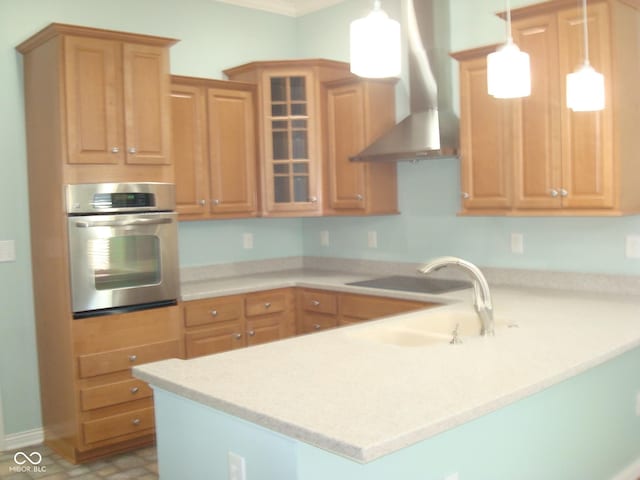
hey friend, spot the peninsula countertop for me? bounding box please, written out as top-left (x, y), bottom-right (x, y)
top-left (134, 270), bottom-right (640, 463)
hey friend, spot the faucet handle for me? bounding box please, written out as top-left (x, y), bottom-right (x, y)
top-left (449, 323), bottom-right (463, 344)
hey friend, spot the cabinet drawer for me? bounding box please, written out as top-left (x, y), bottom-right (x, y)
top-left (80, 378), bottom-right (153, 411)
top-left (299, 312), bottom-right (338, 334)
top-left (185, 322), bottom-right (245, 358)
top-left (78, 339), bottom-right (180, 378)
top-left (184, 297), bottom-right (242, 327)
top-left (83, 406), bottom-right (154, 444)
top-left (301, 290), bottom-right (337, 315)
top-left (340, 294), bottom-right (431, 320)
top-left (245, 291), bottom-right (286, 317)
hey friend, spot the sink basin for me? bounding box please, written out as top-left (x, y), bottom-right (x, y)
top-left (348, 309), bottom-right (512, 347)
top-left (349, 327), bottom-right (452, 347)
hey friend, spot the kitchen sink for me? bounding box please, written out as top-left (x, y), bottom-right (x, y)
top-left (349, 326), bottom-right (452, 347)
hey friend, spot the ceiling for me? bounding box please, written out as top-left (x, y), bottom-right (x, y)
top-left (214, 0), bottom-right (347, 17)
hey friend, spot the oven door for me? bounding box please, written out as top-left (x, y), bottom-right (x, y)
top-left (67, 211), bottom-right (179, 317)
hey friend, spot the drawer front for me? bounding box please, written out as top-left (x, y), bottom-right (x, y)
top-left (340, 294), bottom-right (430, 321)
top-left (185, 322), bottom-right (245, 358)
top-left (80, 378), bottom-right (153, 411)
top-left (184, 297), bottom-right (242, 328)
top-left (78, 339), bottom-right (180, 378)
top-left (245, 291), bottom-right (286, 317)
top-left (83, 406), bottom-right (154, 444)
top-left (299, 312), bottom-right (338, 334)
top-left (301, 290), bottom-right (337, 315)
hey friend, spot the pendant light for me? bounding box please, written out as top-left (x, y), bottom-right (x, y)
top-left (487, 0), bottom-right (531, 98)
top-left (350, 0), bottom-right (401, 78)
top-left (566, 0), bottom-right (604, 111)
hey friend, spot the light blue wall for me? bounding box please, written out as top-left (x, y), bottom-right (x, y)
top-left (151, 346), bottom-right (640, 479)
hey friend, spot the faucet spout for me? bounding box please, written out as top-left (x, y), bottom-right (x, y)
top-left (418, 256), bottom-right (494, 336)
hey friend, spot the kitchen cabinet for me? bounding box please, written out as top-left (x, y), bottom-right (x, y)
top-left (453, 0), bottom-right (640, 216)
top-left (183, 289), bottom-right (296, 358)
top-left (297, 289), bottom-right (339, 333)
top-left (224, 60), bottom-right (355, 217)
top-left (324, 77), bottom-right (399, 215)
top-left (171, 76), bottom-right (258, 219)
top-left (17, 23), bottom-right (176, 184)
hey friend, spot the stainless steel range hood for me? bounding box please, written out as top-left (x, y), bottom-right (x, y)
top-left (351, 0), bottom-right (459, 162)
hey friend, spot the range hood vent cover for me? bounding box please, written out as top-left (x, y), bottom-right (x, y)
top-left (351, 0), bottom-right (459, 162)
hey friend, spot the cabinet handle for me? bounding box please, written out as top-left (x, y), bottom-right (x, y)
top-left (211, 199), bottom-right (220, 205)
top-left (131, 418), bottom-right (141, 426)
top-left (233, 333), bottom-right (242, 340)
top-left (461, 192), bottom-right (470, 200)
top-left (128, 147), bottom-right (137, 154)
top-left (130, 387), bottom-right (139, 394)
top-left (313, 323), bottom-right (321, 330)
top-left (549, 189), bottom-right (559, 198)
top-left (309, 196), bottom-right (318, 203)
top-left (248, 330), bottom-right (255, 336)
top-left (311, 300), bottom-right (320, 307)
top-left (111, 147), bottom-right (120, 154)
top-left (199, 199), bottom-right (206, 206)
top-left (210, 309), bottom-right (218, 317)
top-left (264, 302), bottom-right (271, 309)
top-left (128, 354), bottom-right (137, 363)
top-left (355, 194), bottom-right (363, 201)
top-left (559, 188), bottom-right (568, 197)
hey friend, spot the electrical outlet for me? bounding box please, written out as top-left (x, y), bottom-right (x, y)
top-left (242, 233), bottom-right (253, 250)
top-left (367, 231), bottom-right (378, 249)
top-left (625, 235), bottom-right (640, 259)
top-left (228, 451), bottom-right (246, 480)
top-left (635, 392), bottom-right (640, 416)
top-left (511, 233), bottom-right (524, 254)
top-left (444, 473), bottom-right (459, 480)
top-left (0, 240), bottom-right (16, 262)
top-left (320, 230), bottom-right (329, 247)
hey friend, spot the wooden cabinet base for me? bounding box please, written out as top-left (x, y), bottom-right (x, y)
top-left (45, 433), bottom-right (156, 464)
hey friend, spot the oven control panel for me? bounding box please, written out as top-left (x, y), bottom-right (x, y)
top-left (66, 183), bottom-right (175, 214)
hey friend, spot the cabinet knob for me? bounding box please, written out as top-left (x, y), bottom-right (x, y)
top-left (311, 300), bottom-right (320, 307)
top-left (128, 354), bottom-right (137, 363)
top-left (549, 189), bottom-right (559, 198)
top-left (461, 192), bottom-right (470, 200)
top-left (131, 418), bottom-right (141, 426)
top-left (210, 309), bottom-right (218, 317)
top-left (313, 323), bottom-right (321, 330)
top-left (355, 194), bottom-right (363, 201)
top-left (111, 147), bottom-right (120, 154)
top-left (130, 387), bottom-right (139, 394)
top-left (128, 147), bottom-right (137, 154)
top-left (211, 199), bottom-right (220, 205)
top-left (264, 302), bottom-right (271, 309)
top-left (559, 188), bottom-right (568, 197)
top-left (233, 333), bottom-right (242, 340)
top-left (309, 196), bottom-right (318, 203)
top-left (199, 199), bottom-right (206, 206)
top-left (248, 330), bottom-right (255, 337)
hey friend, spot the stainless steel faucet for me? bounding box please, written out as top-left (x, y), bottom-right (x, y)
top-left (418, 256), bottom-right (494, 336)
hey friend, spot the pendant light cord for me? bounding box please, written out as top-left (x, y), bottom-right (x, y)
top-left (581, 0), bottom-right (590, 66)
top-left (506, 0), bottom-right (513, 43)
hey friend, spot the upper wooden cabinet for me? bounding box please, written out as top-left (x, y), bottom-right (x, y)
top-left (452, 0), bottom-right (640, 216)
top-left (224, 59), bottom-right (355, 217)
top-left (324, 77), bottom-right (399, 215)
top-left (171, 76), bottom-right (258, 219)
top-left (17, 23), bottom-right (176, 184)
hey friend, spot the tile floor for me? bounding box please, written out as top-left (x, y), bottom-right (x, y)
top-left (0, 444), bottom-right (158, 479)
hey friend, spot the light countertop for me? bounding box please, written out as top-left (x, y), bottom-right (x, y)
top-left (134, 270), bottom-right (640, 463)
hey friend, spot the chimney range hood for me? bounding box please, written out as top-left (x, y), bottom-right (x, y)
top-left (350, 0), bottom-right (459, 162)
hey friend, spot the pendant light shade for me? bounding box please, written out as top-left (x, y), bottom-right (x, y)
top-left (350, 0), bottom-right (401, 78)
top-left (566, 0), bottom-right (605, 111)
top-left (487, 0), bottom-right (531, 99)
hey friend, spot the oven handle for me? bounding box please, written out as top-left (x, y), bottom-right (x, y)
top-left (74, 217), bottom-right (174, 228)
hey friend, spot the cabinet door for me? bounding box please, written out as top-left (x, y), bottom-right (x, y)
top-left (64, 36), bottom-right (123, 165)
top-left (557, 3), bottom-right (614, 209)
top-left (184, 323), bottom-right (245, 358)
top-left (262, 70), bottom-right (320, 214)
top-left (122, 43), bottom-right (171, 165)
top-left (326, 82), bottom-right (367, 210)
top-left (458, 55), bottom-right (511, 211)
top-left (207, 87), bottom-right (257, 215)
top-left (171, 84), bottom-right (208, 216)
top-left (512, 13), bottom-right (563, 209)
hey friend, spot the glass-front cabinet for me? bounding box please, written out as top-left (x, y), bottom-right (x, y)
top-left (224, 60), bottom-right (353, 217)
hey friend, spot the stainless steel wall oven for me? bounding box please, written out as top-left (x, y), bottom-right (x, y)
top-left (66, 183), bottom-right (179, 318)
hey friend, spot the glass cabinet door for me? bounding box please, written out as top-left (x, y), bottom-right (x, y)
top-left (265, 72), bottom-right (317, 212)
